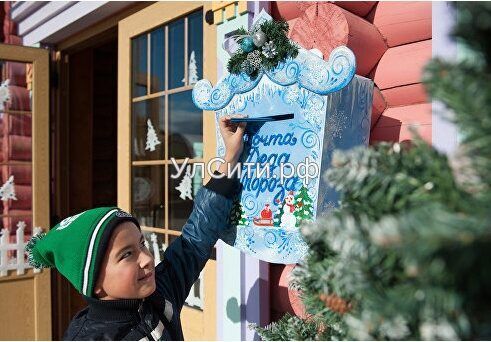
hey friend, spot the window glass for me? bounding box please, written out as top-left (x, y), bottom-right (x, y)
top-left (150, 28), bottom-right (165, 93)
top-left (132, 35), bottom-right (148, 97)
top-left (168, 19), bottom-right (185, 89)
top-left (129, 10), bottom-right (204, 255)
top-left (187, 11), bottom-right (203, 84)
top-left (168, 90), bottom-right (203, 159)
top-left (132, 165), bottom-right (165, 228)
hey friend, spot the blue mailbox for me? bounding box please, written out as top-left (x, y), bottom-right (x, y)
top-left (193, 45), bottom-right (373, 264)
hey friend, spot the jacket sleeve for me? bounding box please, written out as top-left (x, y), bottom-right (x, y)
top-left (155, 175), bottom-right (238, 310)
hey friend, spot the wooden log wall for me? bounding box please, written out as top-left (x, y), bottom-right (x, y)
top-left (1, 2), bottom-right (33, 242)
top-left (269, 0), bottom-right (433, 321)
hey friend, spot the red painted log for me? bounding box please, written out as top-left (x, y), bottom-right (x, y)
top-left (381, 83), bottom-right (429, 107)
top-left (290, 3), bottom-right (348, 56)
top-left (376, 103), bottom-right (431, 127)
top-left (270, 264), bottom-right (307, 320)
top-left (370, 123), bottom-right (432, 144)
top-left (3, 135), bottom-right (32, 161)
top-left (371, 86), bottom-right (386, 130)
top-left (4, 35), bottom-right (22, 45)
top-left (3, 2), bottom-right (18, 37)
top-left (5, 85), bottom-right (31, 111)
top-left (373, 40), bottom-right (432, 90)
top-left (334, 1), bottom-right (377, 17)
top-left (0, 121), bottom-right (3, 163)
top-left (271, 1), bottom-right (316, 21)
top-left (273, 2), bottom-right (378, 20)
top-left (3, 113), bottom-right (32, 136)
top-left (2, 209), bottom-right (32, 233)
top-left (4, 61), bottom-right (27, 87)
top-left (3, 184), bottom-right (32, 210)
top-left (289, 3), bottom-right (387, 76)
top-left (369, 103), bottom-right (432, 144)
top-left (286, 18), bottom-right (298, 37)
top-left (2, 165), bottom-right (32, 185)
top-left (371, 1), bottom-right (432, 47)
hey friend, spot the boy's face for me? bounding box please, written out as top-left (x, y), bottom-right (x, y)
top-left (94, 221), bottom-right (156, 300)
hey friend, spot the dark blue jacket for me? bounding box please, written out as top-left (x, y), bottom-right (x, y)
top-left (63, 176), bottom-right (237, 340)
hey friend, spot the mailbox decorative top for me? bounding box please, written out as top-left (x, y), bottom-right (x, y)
top-left (192, 46), bottom-right (357, 111)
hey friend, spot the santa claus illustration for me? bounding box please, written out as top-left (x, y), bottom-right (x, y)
top-left (253, 203), bottom-right (274, 226)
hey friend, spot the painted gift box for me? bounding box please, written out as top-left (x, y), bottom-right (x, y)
top-left (192, 46), bottom-right (373, 264)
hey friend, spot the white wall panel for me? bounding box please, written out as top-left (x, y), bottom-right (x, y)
top-left (11, 1), bottom-right (135, 46)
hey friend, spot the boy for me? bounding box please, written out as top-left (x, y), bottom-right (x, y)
top-left (26, 116), bottom-right (246, 340)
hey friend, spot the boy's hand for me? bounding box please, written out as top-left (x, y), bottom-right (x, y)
top-left (217, 115), bottom-right (246, 175)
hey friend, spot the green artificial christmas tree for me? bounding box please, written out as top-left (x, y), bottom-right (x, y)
top-left (294, 186), bottom-right (314, 227)
top-left (252, 3), bottom-right (491, 340)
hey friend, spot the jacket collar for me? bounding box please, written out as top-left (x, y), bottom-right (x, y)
top-left (84, 295), bottom-right (142, 322)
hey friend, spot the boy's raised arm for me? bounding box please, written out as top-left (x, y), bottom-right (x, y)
top-left (154, 115), bottom-right (246, 310)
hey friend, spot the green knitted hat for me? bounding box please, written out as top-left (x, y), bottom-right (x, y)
top-left (26, 207), bottom-right (140, 297)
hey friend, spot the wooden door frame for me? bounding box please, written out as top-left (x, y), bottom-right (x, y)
top-left (0, 43), bottom-right (51, 340)
top-left (117, 2), bottom-right (218, 339)
top-left (49, 4), bottom-right (153, 338)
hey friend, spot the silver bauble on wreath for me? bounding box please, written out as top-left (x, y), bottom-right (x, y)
top-left (252, 30), bottom-right (267, 47)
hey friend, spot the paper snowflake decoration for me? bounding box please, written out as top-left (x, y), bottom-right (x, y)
top-left (175, 166), bottom-right (193, 200)
top-left (145, 118), bottom-right (161, 152)
top-left (0, 175), bottom-right (17, 201)
top-left (0, 79), bottom-right (11, 111)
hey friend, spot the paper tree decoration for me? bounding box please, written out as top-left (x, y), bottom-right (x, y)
top-left (145, 118), bottom-right (161, 152)
top-left (0, 79), bottom-right (10, 111)
top-left (150, 233), bottom-right (163, 264)
top-left (192, 11), bottom-right (373, 264)
top-left (0, 175), bottom-right (17, 201)
top-left (188, 51), bottom-right (198, 85)
top-left (175, 166), bottom-right (193, 200)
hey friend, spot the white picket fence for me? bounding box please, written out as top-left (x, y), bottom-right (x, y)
top-left (0, 225), bottom-right (42, 277)
top-left (0, 227), bottom-right (203, 309)
top-left (145, 232), bottom-right (203, 309)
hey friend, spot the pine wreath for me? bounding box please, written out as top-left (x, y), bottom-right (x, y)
top-left (227, 20), bottom-right (299, 79)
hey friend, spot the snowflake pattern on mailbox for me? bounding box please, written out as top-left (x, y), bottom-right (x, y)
top-left (193, 45), bottom-right (373, 264)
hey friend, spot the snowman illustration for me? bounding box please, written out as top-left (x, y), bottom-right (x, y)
top-left (280, 191), bottom-right (297, 230)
